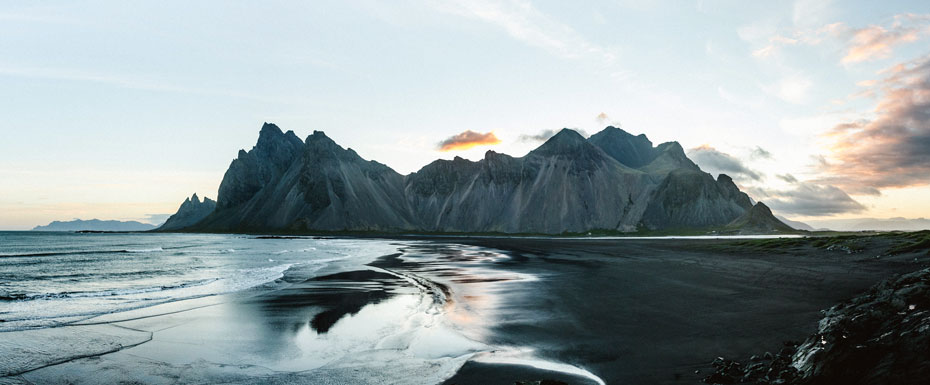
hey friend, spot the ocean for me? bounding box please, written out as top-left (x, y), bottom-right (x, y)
top-left (1, 231), bottom-right (607, 384)
top-left (0, 231), bottom-right (400, 332)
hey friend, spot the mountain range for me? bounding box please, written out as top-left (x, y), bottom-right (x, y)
top-left (33, 219), bottom-right (156, 232)
top-left (165, 123), bottom-right (792, 235)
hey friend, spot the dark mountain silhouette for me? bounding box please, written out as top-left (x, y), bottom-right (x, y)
top-left (168, 122), bottom-right (792, 234)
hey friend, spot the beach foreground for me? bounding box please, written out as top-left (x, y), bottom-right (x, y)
top-left (2, 234), bottom-right (928, 384)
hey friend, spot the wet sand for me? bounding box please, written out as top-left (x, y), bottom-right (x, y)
top-left (4, 236), bottom-right (927, 384)
top-left (439, 237), bottom-right (930, 384)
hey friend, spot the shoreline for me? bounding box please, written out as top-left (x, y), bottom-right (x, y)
top-left (2, 239), bottom-right (606, 384)
top-left (2, 233), bottom-right (928, 384)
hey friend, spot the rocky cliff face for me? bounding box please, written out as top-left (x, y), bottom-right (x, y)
top-left (404, 129), bottom-right (653, 233)
top-left (196, 126), bottom-right (416, 232)
top-left (158, 193), bottom-right (216, 231)
top-left (184, 123), bottom-right (789, 234)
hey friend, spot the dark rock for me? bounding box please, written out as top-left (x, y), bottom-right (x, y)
top-left (701, 268), bottom-right (930, 385)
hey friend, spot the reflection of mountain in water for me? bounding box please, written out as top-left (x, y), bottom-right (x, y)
top-left (258, 269), bottom-right (413, 334)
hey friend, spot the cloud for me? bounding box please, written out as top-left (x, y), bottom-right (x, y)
top-left (763, 182), bottom-right (867, 216)
top-left (0, 65), bottom-right (322, 106)
top-left (777, 173), bottom-right (799, 183)
top-left (764, 74), bottom-right (813, 104)
top-left (595, 112), bottom-right (622, 127)
top-left (751, 15), bottom-right (929, 64)
top-left (842, 24), bottom-right (920, 63)
top-left (437, 130), bottom-right (501, 151)
top-left (793, 0), bottom-right (834, 28)
top-left (141, 213), bottom-right (171, 226)
top-left (430, 0), bottom-right (618, 65)
top-left (519, 129), bottom-right (557, 143)
top-left (818, 54), bottom-right (930, 193)
top-left (686, 145), bottom-right (762, 182)
top-left (750, 146), bottom-right (773, 159)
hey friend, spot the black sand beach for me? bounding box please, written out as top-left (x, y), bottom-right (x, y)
top-left (3, 235), bottom-right (928, 384)
top-left (438, 236), bottom-right (930, 384)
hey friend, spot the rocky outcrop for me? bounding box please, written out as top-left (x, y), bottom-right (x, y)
top-left (157, 193), bottom-right (217, 231)
top-left (703, 267), bottom-right (930, 385)
top-left (182, 123), bottom-right (791, 234)
top-left (791, 267), bottom-right (930, 384)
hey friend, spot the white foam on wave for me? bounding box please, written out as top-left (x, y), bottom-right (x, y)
top-left (0, 263), bottom-right (297, 332)
top-left (471, 349), bottom-right (606, 385)
top-left (125, 247), bottom-right (163, 253)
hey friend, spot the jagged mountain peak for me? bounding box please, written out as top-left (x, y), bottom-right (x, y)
top-left (638, 141), bottom-right (699, 174)
top-left (593, 126), bottom-right (651, 142)
top-left (259, 121), bottom-right (281, 135)
top-left (256, 122), bottom-right (300, 148)
top-left (305, 130), bottom-right (337, 146)
top-left (158, 192), bottom-right (217, 231)
top-left (530, 128), bottom-right (594, 157)
top-left (552, 127), bottom-right (587, 141)
top-left (186, 122), bottom-right (781, 234)
top-left (587, 126), bottom-right (659, 168)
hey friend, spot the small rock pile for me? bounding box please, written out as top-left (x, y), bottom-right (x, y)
top-left (702, 341), bottom-right (801, 384)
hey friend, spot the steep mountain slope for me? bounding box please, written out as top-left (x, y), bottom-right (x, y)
top-left (194, 127), bottom-right (415, 232)
top-left (405, 129), bottom-right (653, 233)
top-left (181, 123), bottom-right (790, 234)
top-left (640, 171), bottom-right (754, 230)
top-left (157, 193), bottom-right (216, 231)
top-left (588, 126), bottom-right (699, 174)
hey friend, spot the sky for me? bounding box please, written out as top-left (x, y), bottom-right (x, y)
top-left (1, 0), bottom-right (929, 230)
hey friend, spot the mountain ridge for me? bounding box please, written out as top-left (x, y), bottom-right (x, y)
top-left (34, 219), bottom-right (156, 232)
top-left (167, 123), bottom-right (793, 235)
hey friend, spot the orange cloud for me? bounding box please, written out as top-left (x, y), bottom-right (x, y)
top-left (750, 15), bottom-right (928, 64)
top-left (437, 130), bottom-right (501, 151)
top-left (818, 54), bottom-right (930, 193)
top-left (842, 25), bottom-right (919, 63)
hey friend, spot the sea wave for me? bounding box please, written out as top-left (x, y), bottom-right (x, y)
top-left (0, 247), bottom-right (165, 258)
top-left (0, 278), bottom-right (222, 302)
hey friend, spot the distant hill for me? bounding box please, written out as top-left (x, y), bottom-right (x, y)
top-left (172, 122), bottom-right (792, 235)
top-left (33, 219), bottom-right (156, 232)
top-left (726, 203), bottom-right (796, 234)
top-left (805, 218), bottom-right (930, 232)
top-left (775, 215), bottom-right (816, 231)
